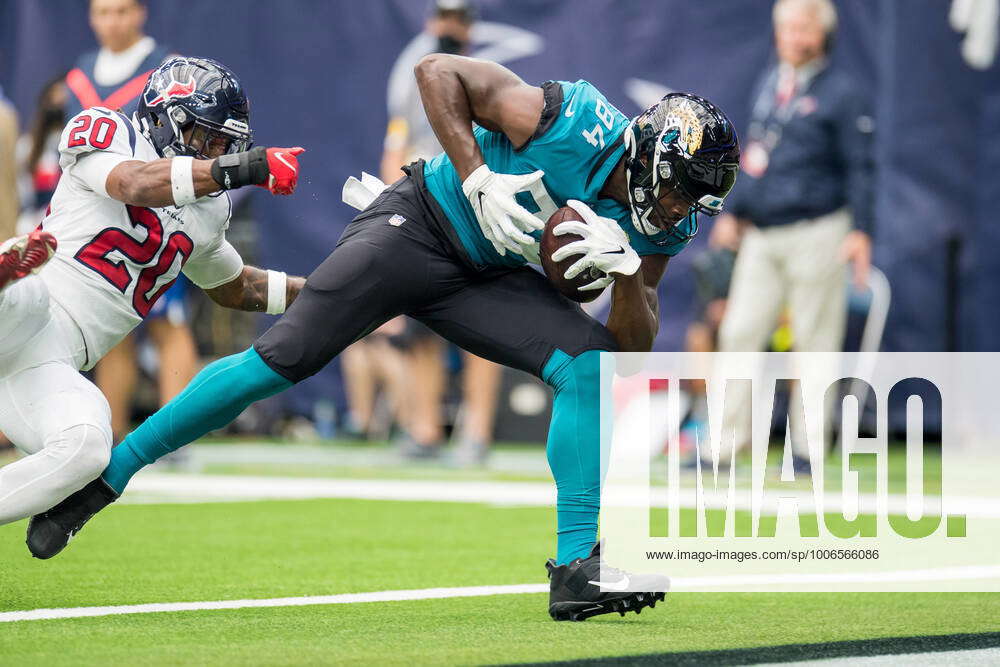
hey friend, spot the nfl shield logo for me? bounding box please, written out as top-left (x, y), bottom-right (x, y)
top-left (388, 215), bottom-right (406, 227)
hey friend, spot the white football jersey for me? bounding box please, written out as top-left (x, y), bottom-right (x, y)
top-left (40, 107), bottom-right (244, 370)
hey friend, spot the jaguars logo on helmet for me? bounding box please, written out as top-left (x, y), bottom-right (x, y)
top-left (136, 57), bottom-right (253, 160)
top-left (623, 93), bottom-right (740, 245)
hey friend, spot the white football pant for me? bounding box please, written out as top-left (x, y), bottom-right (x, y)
top-left (0, 276), bottom-right (112, 525)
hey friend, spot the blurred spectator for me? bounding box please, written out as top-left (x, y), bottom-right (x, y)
top-left (339, 319), bottom-right (410, 442)
top-left (68, 0), bottom-right (197, 440)
top-left (0, 85), bottom-right (17, 242)
top-left (712, 0), bottom-right (875, 468)
top-left (381, 0), bottom-right (478, 182)
top-left (687, 245), bottom-right (738, 357)
top-left (65, 0), bottom-right (167, 116)
top-left (0, 83), bottom-right (16, 452)
top-left (377, 0), bottom-right (502, 465)
top-left (16, 74), bottom-right (66, 234)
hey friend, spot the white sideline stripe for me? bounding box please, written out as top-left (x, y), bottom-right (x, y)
top-left (125, 473), bottom-right (1000, 518)
top-left (0, 584), bottom-right (548, 623)
top-left (5, 565), bottom-right (1000, 623)
top-left (760, 647), bottom-right (1000, 666)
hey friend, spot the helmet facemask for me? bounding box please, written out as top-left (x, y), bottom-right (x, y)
top-left (175, 111), bottom-right (251, 160)
top-left (624, 94), bottom-right (740, 246)
top-left (150, 105), bottom-right (251, 160)
top-left (624, 123), bottom-right (698, 246)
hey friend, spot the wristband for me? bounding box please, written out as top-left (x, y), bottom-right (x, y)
top-left (170, 156), bottom-right (197, 206)
top-left (211, 146), bottom-right (268, 190)
top-left (266, 269), bottom-right (288, 315)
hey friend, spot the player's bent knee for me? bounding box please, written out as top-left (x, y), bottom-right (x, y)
top-left (60, 424), bottom-right (112, 482)
top-left (542, 348), bottom-right (604, 395)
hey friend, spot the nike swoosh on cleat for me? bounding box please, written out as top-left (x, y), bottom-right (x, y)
top-left (603, 248), bottom-right (626, 255)
top-left (588, 574), bottom-right (630, 591)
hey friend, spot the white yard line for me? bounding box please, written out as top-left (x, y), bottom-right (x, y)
top-left (125, 472), bottom-right (1000, 518)
top-left (5, 566), bottom-right (1000, 623)
top-left (0, 584), bottom-right (547, 623)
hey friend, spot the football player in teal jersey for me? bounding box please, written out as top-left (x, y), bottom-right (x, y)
top-left (29, 55), bottom-right (739, 621)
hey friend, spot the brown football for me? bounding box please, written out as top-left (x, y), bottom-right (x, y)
top-left (540, 206), bottom-right (608, 303)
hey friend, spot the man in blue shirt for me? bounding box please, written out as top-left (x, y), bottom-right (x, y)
top-left (30, 55), bottom-right (740, 621)
top-left (710, 0), bottom-right (874, 469)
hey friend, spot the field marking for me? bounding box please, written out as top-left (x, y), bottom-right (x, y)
top-left (126, 472), bottom-right (1000, 518)
top-left (0, 584), bottom-right (548, 623)
top-left (5, 565), bottom-right (1000, 623)
top-left (759, 647), bottom-right (1000, 665)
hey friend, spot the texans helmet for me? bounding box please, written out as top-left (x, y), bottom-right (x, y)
top-left (623, 93), bottom-right (740, 245)
top-left (136, 57), bottom-right (252, 159)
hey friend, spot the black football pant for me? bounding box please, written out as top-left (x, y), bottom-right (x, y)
top-left (253, 175), bottom-right (618, 564)
top-left (254, 176), bottom-right (617, 382)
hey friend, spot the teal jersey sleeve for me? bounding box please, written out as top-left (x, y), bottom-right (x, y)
top-left (423, 80), bottom-right (692, 268)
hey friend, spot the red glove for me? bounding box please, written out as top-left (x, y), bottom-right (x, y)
top-left (259, 146), bottom-right (305, 195)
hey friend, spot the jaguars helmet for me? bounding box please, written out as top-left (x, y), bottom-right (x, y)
top-left (136, 57), bottom-right (252, 159)
top-left (623, 93), bottom-right (740, 245)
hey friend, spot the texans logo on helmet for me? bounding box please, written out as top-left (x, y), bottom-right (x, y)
top-left (146, 77), bottom-right (197, 107)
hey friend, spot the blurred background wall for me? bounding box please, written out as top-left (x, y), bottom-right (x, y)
top-left (1, 0), bottom-right (997, 418)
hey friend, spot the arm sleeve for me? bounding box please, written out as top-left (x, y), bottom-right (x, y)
top-left (183, 196), bottom-right (245, 289)
top-left (183, 236), bottom-right (244, 289)
top-left (72, 151), bottom-right (134, 198)
top-left (835, 86), bottom-right (876, 237)
top-left (59, 107), bottom-right (138, 198)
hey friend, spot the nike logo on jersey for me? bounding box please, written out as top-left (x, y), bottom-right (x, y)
top-left (589, 574), bottom-right (631, 591)
top-left (565, 97), bottom-right (576, 117)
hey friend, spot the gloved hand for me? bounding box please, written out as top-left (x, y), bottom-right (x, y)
top-left (551, 199), bottom-right (641, 291)
top-left (212, 146), bottom-right (305, 195)
top-left (462, 165), bottom-right (545, 257)
top-left (258, 146), bottom-right (305, 195)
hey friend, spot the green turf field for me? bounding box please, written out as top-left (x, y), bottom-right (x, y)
top-left (2, 494), bottom-right (999, 665)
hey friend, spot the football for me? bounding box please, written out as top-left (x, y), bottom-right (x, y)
top-left (540, 206), bottom-right (608, 303)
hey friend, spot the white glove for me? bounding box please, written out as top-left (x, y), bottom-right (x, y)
top-left (462, 165), bottom-right (545, 257)
top-left (342, 172), bottom-right (388, 211)
top-left (551, 200), bottom-right (641, 291)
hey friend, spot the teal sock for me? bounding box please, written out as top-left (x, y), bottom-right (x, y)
top-left (102, 348), bottom-right (292, 493)
top-left (542, 349), bottom-right (605, 564)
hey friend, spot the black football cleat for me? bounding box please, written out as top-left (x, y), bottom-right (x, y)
top-left (26, 478), bottom-right (119, 559)
top-left (546, 541), bottom-right (669, 621)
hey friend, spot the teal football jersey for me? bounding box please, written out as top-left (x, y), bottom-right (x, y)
top-left (423, 80), bottom-right (695, 269)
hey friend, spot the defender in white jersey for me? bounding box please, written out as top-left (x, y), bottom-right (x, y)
top-left (0, 56), bottom-right (306, 526)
